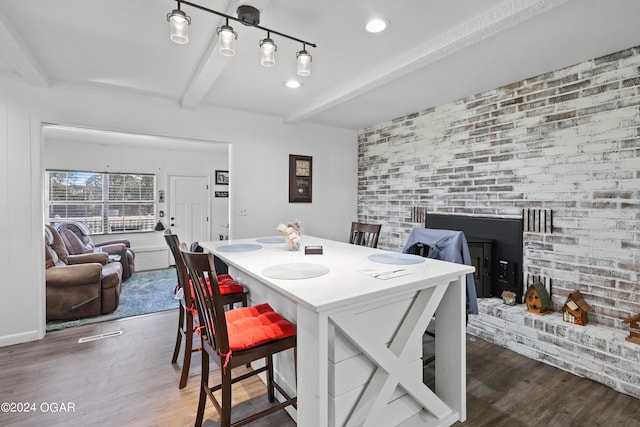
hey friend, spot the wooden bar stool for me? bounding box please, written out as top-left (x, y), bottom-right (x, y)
top-left (164, 230), bottom-right (247, 389)
top-left (181, 249), bottom-right (297, 427)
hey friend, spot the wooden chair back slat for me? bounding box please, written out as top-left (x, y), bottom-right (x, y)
top-left (181, 250), bottom-right (229, 354)
top-left (163, 230), bottom-right (192, 308)
top-left (349, 222), bottom-right (382, 248)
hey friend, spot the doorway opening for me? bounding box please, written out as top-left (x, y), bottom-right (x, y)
top-left (42, 124), bottom-right (230, 331)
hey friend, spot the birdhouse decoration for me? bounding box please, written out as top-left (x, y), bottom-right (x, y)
top-left (623, 314), bottom-right (640, 345)
top-left (562, 290), bottom-right (592, 325)
top-left (525, 281), bottom-right (551, 315)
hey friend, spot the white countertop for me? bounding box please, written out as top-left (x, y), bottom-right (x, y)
top-left (200, 236), bottom-right (474, 314)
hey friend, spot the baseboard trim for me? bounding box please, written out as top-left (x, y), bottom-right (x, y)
top-left (0, 329), bottom-right (43, 347)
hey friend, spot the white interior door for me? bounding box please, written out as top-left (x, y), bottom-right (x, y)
top-left (169, 175), bottom-right (210, 250)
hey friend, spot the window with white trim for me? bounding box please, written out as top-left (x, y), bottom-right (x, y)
top-left (46, 170), bottom-right (156, 234)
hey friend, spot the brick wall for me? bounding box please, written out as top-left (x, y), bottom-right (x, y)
top-left (357, 45), bottom-right (640, 328)
top-left (357, 46), bottom-right (640, 398)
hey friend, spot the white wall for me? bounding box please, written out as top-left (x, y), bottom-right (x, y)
top-left (0, 74), bottom-right (45, 346)
top-left (0, 74), bottom-right (357, 346)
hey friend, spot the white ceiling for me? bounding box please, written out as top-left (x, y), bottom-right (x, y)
top-left (1, 0), bottom-right (639, 131)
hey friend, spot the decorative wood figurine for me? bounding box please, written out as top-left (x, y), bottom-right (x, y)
top-left (562, 290), bottom-right (592, 325)
top-left (623, 314), bottom-right (640, 345)
top-left (525, 281), bottom-right (551, 315)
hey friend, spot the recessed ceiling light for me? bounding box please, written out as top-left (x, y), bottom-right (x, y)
top-left (366, 18), bottom-right (388, 33)
top-left (285, 80), bottom-right (302, 88)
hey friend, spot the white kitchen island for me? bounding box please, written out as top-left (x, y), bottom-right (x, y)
top-left (200, 235), bottom-right (474, 427)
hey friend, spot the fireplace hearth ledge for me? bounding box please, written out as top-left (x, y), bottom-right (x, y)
top-left (467, 298), bottom-right (640, 399)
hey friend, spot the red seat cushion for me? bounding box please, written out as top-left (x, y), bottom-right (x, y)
top-left (189, 275), bottom-right (244, 300)
top-left (217, 276), bottom-right (244, 296)
top-left (225, 303), bottom-right (296, 351)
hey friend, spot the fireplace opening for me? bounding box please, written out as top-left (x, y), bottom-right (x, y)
top-left (425, 214), bottom-right (523, 302)
top-left (467, 237), bottom-right (494, 298)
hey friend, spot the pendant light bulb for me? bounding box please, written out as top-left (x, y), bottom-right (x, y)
top-left (167, 8), bottom-right (191, 44)
top-left (296, 50), bottom-right (312, 76)
top-left (260, 38), bottom-right (277, 67)
top-left (218, 24), bottom-right (237, 56)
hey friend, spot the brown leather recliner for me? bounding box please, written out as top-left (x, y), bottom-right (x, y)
top-left (45, 224), bottom-right (123, 321)
top-left (55, 221), bottom-right (135, 281)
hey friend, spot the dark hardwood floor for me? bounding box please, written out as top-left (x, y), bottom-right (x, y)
top-left (0, 310), bottom-right (638, 427)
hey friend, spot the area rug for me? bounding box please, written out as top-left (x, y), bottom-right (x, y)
top-left (46, 267), bottom-right (179, 332)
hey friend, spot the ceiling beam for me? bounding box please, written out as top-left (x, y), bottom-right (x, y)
top-left (180, 0), bottom-right (234, 108)
top-left (181, 0), bottom-right (272, 109)
top-left (284, 0), bottom-right (573, 124)
top-left (180, 42), bottom-right (230, 108)
top-left (0, 7), bottom-right (49, 87)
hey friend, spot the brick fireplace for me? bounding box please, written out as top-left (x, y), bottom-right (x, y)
top-left (356, 46), bottom-right (640, 398)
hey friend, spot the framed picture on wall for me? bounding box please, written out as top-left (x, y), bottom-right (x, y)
top-left (215, 170), bottom-right (229, 185)
top-left (289, 154), bottom-right (312, 203)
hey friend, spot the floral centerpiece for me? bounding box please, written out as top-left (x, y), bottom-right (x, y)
top-left (277, 219), bottom-right (302, 251)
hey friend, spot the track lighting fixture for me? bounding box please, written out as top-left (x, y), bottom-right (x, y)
top-left (167, 5), bottom-right (191, 44)
top-left (167, 1), bottom-right (316, 76)
top-left (217, 19), bottom-right (237, 56)
top-left (260, 33), bottom-right (277, 67)
top-left (296, 47), bottom-right (312, 77)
